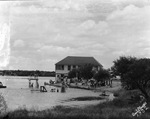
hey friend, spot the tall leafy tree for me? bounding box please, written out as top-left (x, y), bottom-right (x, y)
top-left (112, 56), bottom-right (137, 78)
top-left (111, 56), bottom-right (137, 89)
top-left (80, 64), bottom-right (94, 80)
top-left (68, 69), bottom-right (79, 79)
top-left (124, 58), bottom-right (150, 99)
top-left (112, 56), bottom-right (150, 99)
top-left (93, 68), bottom-right (110, 82)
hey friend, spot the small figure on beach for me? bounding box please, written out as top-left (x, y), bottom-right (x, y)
top-left (61, 81), bottom-right (66, 93)
top-left (31, 83), bottom-right (33, 88)
top-left (108, 94), bottom-right (115, 101)
top-left (51, 88), bottom-right (56, 92)
top-left (49, 79), bottom-right (54, 84)
top-left (139, 95), bottom-right (146, 103)
top-left (40, 86), bottom-right (47, 92)
top-left (102, 91), bottom-right (106, 96)
top-left (101, 91), bottom-right (108, 96)
top-left (0, 82), bottom-right (3, 86)
top-left (29, 81), bottom-right (33, 88)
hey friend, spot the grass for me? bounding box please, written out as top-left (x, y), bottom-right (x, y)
top-left (1, 88), bottom-right (150, 119)
top-left (63, 96), bottom-right (105, 101)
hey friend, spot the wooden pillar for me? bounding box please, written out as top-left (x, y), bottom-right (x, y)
top-left (29, 79), bottom-right (31, 88)
top-left (35, 80), bottom-right (39, 88)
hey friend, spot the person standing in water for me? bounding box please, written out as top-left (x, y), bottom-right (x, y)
top-left (61, 81), bottom-right (66, 93)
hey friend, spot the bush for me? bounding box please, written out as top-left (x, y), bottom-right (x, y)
top-left (113, 93), bottom-right (119, 97)
top-left (0, 93), bottom-right (7, 117)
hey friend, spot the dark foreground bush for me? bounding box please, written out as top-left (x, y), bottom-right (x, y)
top-left (2, 100), bottom-right (149, 119)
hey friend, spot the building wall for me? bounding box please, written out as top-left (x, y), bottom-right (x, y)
top-left (55, 64), bottom-right (101, 82)
top-left (55, 65), bottom-right (68, 82)
top-left (55, 65), bottom-right (79, 82)
top-left (56, 65), bottom-right (69, 74)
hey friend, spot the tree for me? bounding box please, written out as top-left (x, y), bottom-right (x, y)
top-left (80, 64), bottom-right (94, 80)
top-left (124, 58), bottom-right (150, 99)
top-left (93, 68), bottom-right (110, 83)
top-left (112, 56), bottom-right (137, 77)
top-left (68, 69), bottom-right (79, 79)
top-left (0, 94), bottom-right (7, 116)
top-left (112, 56), bottom-right (150, 99)
top-left (111, 56), bottom-right (137, 89)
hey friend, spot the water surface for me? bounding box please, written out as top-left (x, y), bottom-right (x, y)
top-left (0, 76), bottom-right (102, 111)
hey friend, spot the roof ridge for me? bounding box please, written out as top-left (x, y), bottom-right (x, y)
top-left (55, 56), bottom-right (102, 67)
top-left (67, 56), bottom-right (94, 58)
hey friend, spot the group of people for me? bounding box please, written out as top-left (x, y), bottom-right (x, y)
top-left (50, 88), bottom-right (59, 92)
top-left (29, 82), bottom-right (34, 88)
top-left (58, 76), bottom-right (113, 89)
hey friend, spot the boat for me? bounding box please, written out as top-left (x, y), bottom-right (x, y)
top-left (0, 86), bottom-right (6, 88)
top-left (0, 82), bottom-right (7, 88)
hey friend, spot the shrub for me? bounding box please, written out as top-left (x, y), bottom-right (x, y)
top-left (0, 93), bottom-right (7, 117)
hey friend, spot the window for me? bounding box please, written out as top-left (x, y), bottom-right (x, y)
top-left (68, 65), bottom-right (71, 70)
top-left (78, 65), bottom-right (81, 68)
top-left (56, 65), bottom-right (64, 70)
top-left (73, 65), bottom-right (76, 69)
top-left (62, 65), bottom-right (64, 70)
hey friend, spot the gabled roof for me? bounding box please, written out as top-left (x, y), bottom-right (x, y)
top-left (55, 56), bottom-right (102, 67)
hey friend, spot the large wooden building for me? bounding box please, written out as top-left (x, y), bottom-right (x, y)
top-left (55, 56), bottom-right (102, 81)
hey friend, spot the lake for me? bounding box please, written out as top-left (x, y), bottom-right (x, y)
top-left (0, 76), bottom-right (102, 111)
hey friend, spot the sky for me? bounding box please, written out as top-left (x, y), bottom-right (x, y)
top-left (0, 0), bottom-right (150, 71)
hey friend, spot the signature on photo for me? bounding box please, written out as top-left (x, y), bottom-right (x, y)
top-left (132, 102), bottom-right (149, 117)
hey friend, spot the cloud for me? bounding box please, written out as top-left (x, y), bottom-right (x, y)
top-left (37, 45), bottom-right (79, 59)
top-left (104, 5), bottom-right (150, 59)
top-left (11, 0), bottom-right (89, 15)
top-left (111, 0), bottom-right (150, 8)
top-left (72, 20), bottom-right (109, 38)
top-left (6, 0), bottom-right (150, 70)
top-left (41, 0), bottom-right (88, 12)
top-left (13, 39), bottom-right (25, 47)
top-left (8, 56), bottom-right (57, 71)
top-left (79, 20), bottom-right (95, 30)
top-left (107, 4), bottom-right (150, 22)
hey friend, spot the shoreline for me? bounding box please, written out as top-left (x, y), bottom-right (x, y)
top-left (45, 80), bottom-right (121, 93)
top-left (3, 88), bottom-right (150, 119)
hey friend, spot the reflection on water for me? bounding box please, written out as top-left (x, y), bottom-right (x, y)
top-left (0, 76), bottom-right (101, 111)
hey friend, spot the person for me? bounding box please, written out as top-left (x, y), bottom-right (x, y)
top-left (101, 91), bottom-right (107, 96)
top-left (61, 81), bottom-right (66, 93)
top-left (49, 79), bottom-right (53, 84)
top-left (0, 82), bottom-right (3, 86)
top-left (75, 77), bottom-right (78, 85)
top-left (67, 78), bottom-right (70, 85)
top-left (108, 94), bottom-right (115, 101)
top-left (31, 83), bottom-right (33, 88)
top-left (110, 79), bottom-right (113, 87)
top-left (140, 95), bottom-right (146, 103)
top-left (64, 76), bottom-right (68, 84)
top-left (94, 81), bottom-right (97, 88)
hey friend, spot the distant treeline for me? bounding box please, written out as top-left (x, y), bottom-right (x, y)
top-left (0, 70), bottom-right (55, 77)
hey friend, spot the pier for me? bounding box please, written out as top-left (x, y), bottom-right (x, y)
top-left (28, 76), bottom-right (39, 88)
